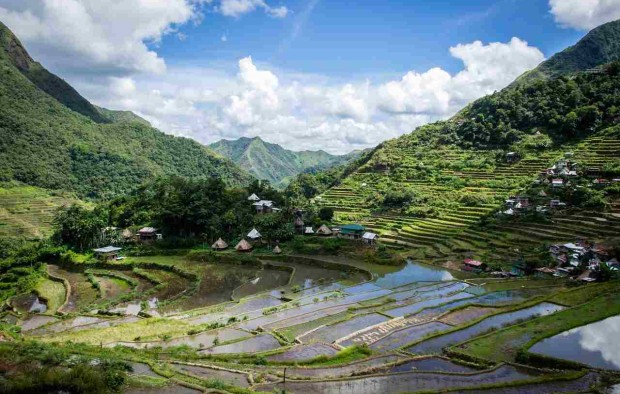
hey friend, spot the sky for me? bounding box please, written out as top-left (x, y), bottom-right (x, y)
top-left (1, 0), bottom-right (620, 154)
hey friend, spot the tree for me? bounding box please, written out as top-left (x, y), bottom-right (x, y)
top-left (53, 205), bottom-right (108, 251)
top-left (318, 207), bottom-right (334, 222)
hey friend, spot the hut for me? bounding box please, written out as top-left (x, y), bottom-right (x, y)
top-left (93, 246), bottom-right (122, 261)
top-left (211, 238), bottom-right (228, 251)
top-left (247, 228), bottom-right (262, 240)
top-left (137, 227), bottom-right (158, 242)
top-left (273, 245), bottom-right (282, 254)
top-left (294, 217), bottom-right (305, 234)
top-left (248, 193), bottom-right (260, 201)
top-left (304, 226), bottom-right (315, 235)
top-left (316, 224), bottom-right (333, 236)
top-left (463, 258), bottom-right (487, 272)
top-left (121, 229), bottom-right (133, 241)
top-left (253, 200), bottom-right (274, 214)
top-left (235, 239), bottom-right (253, 252)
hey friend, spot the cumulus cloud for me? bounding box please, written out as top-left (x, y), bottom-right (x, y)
top-left (217, 0), bottom-right (288, 18)
top-left (0, 0), bottom-right (199, 74)
top-left (549, 0), bottom-right (620, 30)
top-left (83, 38), bottom-right (543, 154)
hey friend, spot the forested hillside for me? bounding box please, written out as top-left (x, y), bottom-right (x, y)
top-left (0, 22), bottom-right (251, 200)
top-left (210, 136), bottom-right (364, 187)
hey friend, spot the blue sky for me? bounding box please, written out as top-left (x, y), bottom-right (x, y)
top-left (0, 0), bottom-right (618, 153)
top-left (159, 0), bottom-right (583, 79)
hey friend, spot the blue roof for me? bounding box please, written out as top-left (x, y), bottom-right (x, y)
top-left (340, 224), bottom-right (365, 231)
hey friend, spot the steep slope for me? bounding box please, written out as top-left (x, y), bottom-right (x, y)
top-left (0, 22), bottom-right (251, 200)
top-left (209, 136), bottom-right (364, 187)
top-left (312, 32), bottom-right (620, 269)
top-left (515, 19), bottom-right (620, 85)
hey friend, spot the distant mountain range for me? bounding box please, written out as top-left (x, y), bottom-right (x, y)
top-left (0, 21), bottom-right (251, 200)
top-left (209, 136), bottom-right (366, 188)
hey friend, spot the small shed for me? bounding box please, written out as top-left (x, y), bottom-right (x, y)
top-left (316, 224), bottom-right (333, 236)
top-left (273, 245), bottom-right (282, 254)
top-left (551, 178), bottom-right (564, 188)
top-left (305, 226), bottom-right (315, 235)
top-left (362, 232), bottom-right (379, 245)
top-left (253, 200), bottom-right (274, 214)
top-left (212, 238), bottom-right (228, 251)
top-left (137, 227), bottom-right (158, 242)
top-left (121, 229), bottom-right (133, 240)
top-left (94, 246), bottom-right (122, 261)
top-left (235, 239), bottom-right (253, 252)
top-left (248, 193), bottom-right (260, 201)
top-left (247, 228), bottom-right (262, 240)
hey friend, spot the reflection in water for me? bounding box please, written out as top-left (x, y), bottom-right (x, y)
top-left (374, 261), bottom-right (453, 289)
top-left (530, 315), bottom-right (620, 370)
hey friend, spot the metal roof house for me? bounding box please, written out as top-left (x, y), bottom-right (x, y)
top-left (362, 232), bottom-right (379, 245)
top-left (247, 228), bottom-right (262, 240)
top-left (248, 193), bottom-right (260, 201)
top-left (93, 246), bottom-right (122, 261)
top-left (338, 224), bottom-right (366, 239)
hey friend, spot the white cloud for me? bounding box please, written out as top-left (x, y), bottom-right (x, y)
top-left (0, 0), bottom-right (199, 74)
top-left (549, 0), bottom-right (620, 30)
top-left (82, 38), bottom-right (543, 154)
top-left (217, 0), bottom-right (288, 18)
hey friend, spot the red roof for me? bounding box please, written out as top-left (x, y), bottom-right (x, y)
top-left (463, 259), bottom-right (484, 267)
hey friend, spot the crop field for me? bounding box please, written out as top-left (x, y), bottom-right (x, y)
top-left (6, 252), bottom-right (616, 393)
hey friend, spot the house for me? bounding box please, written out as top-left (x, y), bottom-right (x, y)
top-left (463, 259), bottom-right (486, 271)
top-left (503, 208), bottom-right (514, 216)
top-left (538, 190), bottom-right (547, 197)
top-left (577, 270), bottom-right (596, 282)
top-left (506, 152), bottom-right (518, 163)
top-left (211, 238), bottom-right (228, 251)
top-left (93, 246), bottom-right (122, 261)
top-left (247, 228), bottom-right (262, 240)
top-left (338, 224), bottom-right (366, 240)
top-left (248, 193), bottom-right (260, 201)
top-left (316, 224), bottom-right (333, 236)
top-left (362, 232), bottom-right (379, 245)
top-left (562, 243), bottom-right (585, 254)
top-left (253, 200), bottom-right (275, 214)
top-left (304, 226), bottom-right (315, 235)
top-left (235, 239), bottom-right (253, 252)
top-left (331, 227), bottom-right (341, 235)
top-left (273, 245), bottom-right (282, 254)
top-left (535, 267), bottom-right (556, 277)
top-left (551, 178), bottom-right (564, 188)
top-left (137, 227), bottom-right (158, 242)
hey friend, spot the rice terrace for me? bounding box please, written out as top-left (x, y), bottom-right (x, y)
top-left (1, 1), bottom-right (620, 393)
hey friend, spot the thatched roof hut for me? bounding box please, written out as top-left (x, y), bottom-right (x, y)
top-left (316, 224), bottom-right (333, 236)
top-left (273, 245), bottom-right (282, 254)
top-left (235, 239), bottom-right (253, 252)
top-left (212, 238), bottom-right (228, 250)
top-left (294, 217), bottom-right (304, 227)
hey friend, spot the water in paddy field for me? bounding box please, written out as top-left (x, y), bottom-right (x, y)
top-left (530, 315), bottom-right (620, 370)
top-left (11, 293), bottom-right (47, 313)
top-left (374, 260), bottom-right (454, 288)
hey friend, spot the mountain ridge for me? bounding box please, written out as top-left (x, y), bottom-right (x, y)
top-left (0, 21), bottom-right (252, 199)
top-left (209, 136), bottom-right (365, 188)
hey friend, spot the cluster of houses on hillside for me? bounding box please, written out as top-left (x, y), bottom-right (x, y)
top-left (501, 153), bottom-right (619, 217)
top-left (546, 241), bottom-right (619, 280)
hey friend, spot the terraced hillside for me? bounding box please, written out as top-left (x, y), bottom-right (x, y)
top-left (0, 183), bottom-right (85, 238)
top-left (317, 132), bottom-right (620, 267)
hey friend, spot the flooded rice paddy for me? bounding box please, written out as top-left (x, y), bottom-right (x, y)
top-left (529, 315), bottom-right (620, 370)
top-left (267, 343), bottom-right (339, 362)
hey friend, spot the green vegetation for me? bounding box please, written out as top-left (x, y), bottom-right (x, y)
top-left (0, 21), bottom-right (250, 200)
top-left (209, 136), bottom-right (365, 188)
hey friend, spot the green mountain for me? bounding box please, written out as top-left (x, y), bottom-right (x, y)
top-left (515, 19), bottom-right (620, 85)
top-left (302, 27), bottom-right (620, 269)
top-left (209, 136), bottom-right (365, 188)
top-left (0, 21), bottom-right (251, 200)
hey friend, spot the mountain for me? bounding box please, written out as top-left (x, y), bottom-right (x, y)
top-left (515, 19), bottom-right (620, 85)
top-left (0, 21), bottom-right (251, 200)
top-left (304, 26), bottom-right (620, 269)
top-left (209, 136), bottom-right (365, 188)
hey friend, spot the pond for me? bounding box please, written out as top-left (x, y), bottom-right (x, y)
top-left (374, 261), bottom-right (453, 289)
top-left (529, 315), bottom-right (620, 370)
top-left (408, 303), bottom-right (565, 355)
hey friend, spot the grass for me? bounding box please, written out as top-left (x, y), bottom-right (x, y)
top-left (34, 278), bottom-right (66, 314)
top-left (548, 281), bottom-right (620, 306)
top-left (451, 291), bottom-right (620, 363)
